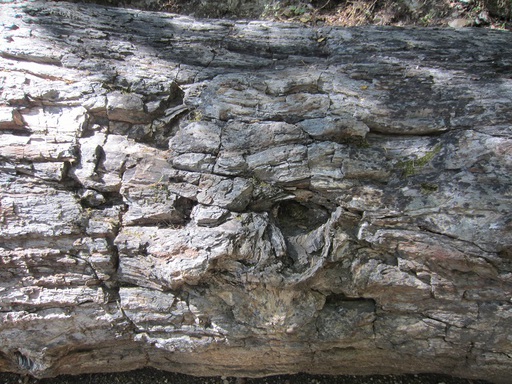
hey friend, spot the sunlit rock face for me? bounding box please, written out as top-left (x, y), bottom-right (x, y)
top-left (1, 2), bottom-right (511, 383)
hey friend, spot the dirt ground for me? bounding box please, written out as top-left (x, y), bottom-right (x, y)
top-left (168, 0), bottom-right (511, 28)
top-left (72, 0), bottom-right (512, 29)
top-left (0, 369), bottom-right (494, 384)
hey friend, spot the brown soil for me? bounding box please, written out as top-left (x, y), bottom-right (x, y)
top-left (0, 369), bottom-right (494, 384)
top-left (74, 0), bottom-right (512, 30)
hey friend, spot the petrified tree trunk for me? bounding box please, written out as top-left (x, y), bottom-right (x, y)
top-left (1, 1), bottom-right (511, 382)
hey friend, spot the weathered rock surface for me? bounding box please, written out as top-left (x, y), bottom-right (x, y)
top-left (0, 1), bottom-right (511, 382)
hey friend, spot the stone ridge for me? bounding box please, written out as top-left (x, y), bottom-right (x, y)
top-left (0, 1), bottom-right (511, 383)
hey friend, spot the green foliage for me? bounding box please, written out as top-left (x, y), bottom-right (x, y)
top-left (285, 4), bottom-right (308, 16)
top-left (420, 9), bottom-right (436, 26)
top-left (262, 1), bottom-right (313, 22)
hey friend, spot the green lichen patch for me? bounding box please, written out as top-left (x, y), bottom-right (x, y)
top-left (399, 144), bottom-right (442, 177)
top-left (420, 182), bottom-right (439, 194)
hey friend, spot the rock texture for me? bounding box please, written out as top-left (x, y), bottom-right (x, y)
top-left (1, 1), bottom-right (512, 382)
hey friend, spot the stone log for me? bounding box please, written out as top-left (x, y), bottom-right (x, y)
top-left (1, 1), bottom-right (511, 382)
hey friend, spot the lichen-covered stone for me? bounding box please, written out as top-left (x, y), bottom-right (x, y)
top-left (0, 2), bottom-right (511, 383)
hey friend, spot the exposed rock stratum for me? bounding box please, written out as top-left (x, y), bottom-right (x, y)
top-left (0, 1), bottom-right (511, 383)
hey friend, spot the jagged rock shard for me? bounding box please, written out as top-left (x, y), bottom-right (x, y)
top-left (0, 1), bottom-right (511, 383)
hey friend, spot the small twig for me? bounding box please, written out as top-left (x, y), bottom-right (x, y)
top-left (318, 0), bottom-right (331, 10)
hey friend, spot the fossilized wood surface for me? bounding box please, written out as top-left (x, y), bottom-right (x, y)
top-left (1, 1), bottom-right (512, 382)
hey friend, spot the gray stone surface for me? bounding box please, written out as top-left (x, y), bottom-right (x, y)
top-left (0, 1), bottom-right (511, 383)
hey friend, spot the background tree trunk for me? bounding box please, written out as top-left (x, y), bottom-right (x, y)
top-left (1, 1), bottom-right (511, 382)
